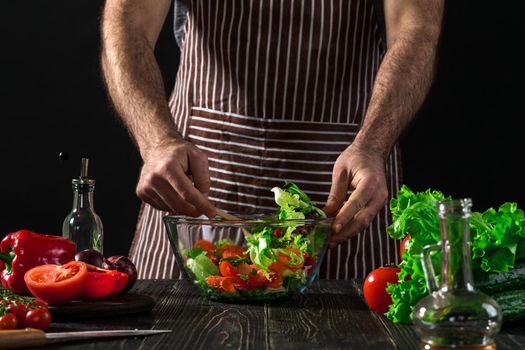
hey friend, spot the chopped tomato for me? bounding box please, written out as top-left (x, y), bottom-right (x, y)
top-left (269, 261), bottom-right (292, 276)
top-left (276, 247), bottom-right (304, 270)
top-left (221, 276), bottom-right (247, 293)
top-left (205, 275), bottom-right (248, 293)
top-left (245, 265), bottom-right (267, 287)
top-left (217, 245), bottom-right (247, 259)
top-left (195, 239), bottom-right (215, 252)
top-left (24, 261), bottom-right (88, 305)
top-left (264, 273), bottom-right (283, 288)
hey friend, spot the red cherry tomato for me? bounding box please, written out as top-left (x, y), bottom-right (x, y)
top-left (25, 308), bottom-right (51, 330)
top-left (6, 302), bottom-right (27, 328)
top-left (205, 276), bottom-right (248, 293)
top-left (0, 313), bottom-right (17, 329)
top-left (400, 235), bottom-right (411, 259)
top-left (24, 261), bottom-right (88, 305)
top-left (363, 266), bottom-right (400, 314)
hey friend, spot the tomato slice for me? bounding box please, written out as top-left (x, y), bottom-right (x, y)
top-left (24, 261), bottom-right (88, 305)
top-left (276, 247), bottom-right (304, 270)
top-left (264, 273), bottom-right (283, 288)
top-left (194, 239), bottom-right (215, 252)
top-left (205, 275), bottom-right (248, 293)
top-left (217, 245), bottom-right (247, 259)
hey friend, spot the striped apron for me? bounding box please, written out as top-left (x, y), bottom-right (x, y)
top-left (129, 0), bottom-right (402, 280)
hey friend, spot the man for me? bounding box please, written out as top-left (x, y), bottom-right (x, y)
top-left (101, 0), bottom-right (444, 279)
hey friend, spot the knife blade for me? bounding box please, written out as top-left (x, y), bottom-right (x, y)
top-left (0, 327), bottom-right (172, 349)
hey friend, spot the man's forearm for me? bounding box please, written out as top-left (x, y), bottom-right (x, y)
top-left (353, 18), bottom-right (443, 159)
top-left (101, 4), bottom-right (178, 159)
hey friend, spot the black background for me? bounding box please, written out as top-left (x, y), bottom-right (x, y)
top-left (1, 1), bottom-right (524, 257)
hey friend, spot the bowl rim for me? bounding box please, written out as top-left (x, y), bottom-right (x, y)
top-left (163, 214), bottom-right (334, 227)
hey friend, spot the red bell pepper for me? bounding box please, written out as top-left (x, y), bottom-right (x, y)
top-left (78, 264), bottom-right (129, 300)
top-left (0, 230), bottom-right (76, 294)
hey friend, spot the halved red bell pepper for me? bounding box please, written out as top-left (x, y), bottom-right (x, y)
top-left (78, 264), bottom-right (129, 300)
top-left (0, 230), bottom-right (76, 294)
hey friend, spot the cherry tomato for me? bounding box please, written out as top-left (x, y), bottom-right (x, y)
top-left (400, 235), bottom-right (411, 259)
top-left (0, 313), bottom-right (17, 329)
top-left (25, 308), bottom-right (51, 330)
top-left (195, 239), bottom-right (215, 252)
top-left (24, 261), bottom-right (88, 305)
top-left (363, 266), bottom-right (400, 314)
top-left (6, 302), bottom-right (27, 328)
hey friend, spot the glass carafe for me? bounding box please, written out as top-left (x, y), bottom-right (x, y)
top-left (62, 158), bottom-right (104, 253)
top-left (413, 198), bottom-right (502, 349)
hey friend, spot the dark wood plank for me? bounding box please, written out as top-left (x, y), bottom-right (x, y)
top-left (37, 279), bottom-right (268, 350)
top-left (143, 279), bottom-right (268, 350)
top-left (267, 280), bottom-right (397, 349)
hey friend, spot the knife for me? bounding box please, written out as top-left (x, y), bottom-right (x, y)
top-left (0, 327), bottom-right (172, 348)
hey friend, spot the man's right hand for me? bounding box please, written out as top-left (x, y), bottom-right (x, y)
top-left (136, 139), bottom-right (216, 218)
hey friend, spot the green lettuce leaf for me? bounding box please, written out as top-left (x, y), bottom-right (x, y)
top-left (187, 252), bottom-right (219, 282)
top-left (385, 185), bottom-right (525, 324)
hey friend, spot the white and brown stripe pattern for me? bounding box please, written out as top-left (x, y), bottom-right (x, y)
top-left (129, 0), bottom-right (402, 280)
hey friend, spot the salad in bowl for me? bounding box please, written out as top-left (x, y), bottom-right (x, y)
top-left (163, 182), bottom-right (332, 302)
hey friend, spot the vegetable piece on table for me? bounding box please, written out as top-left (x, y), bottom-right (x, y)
top-left (74, 249), bottom-right (105, 268)
top-left (78, 264), bottom-right (129, 300)
top-left (24, 261), bottom-right (88, 305)
top-left (103, 256), bottom-right (138, 293)
top-left (75, 249), bottom-right (138, 293)
top-left (0, 230), bottom-right (76, 294)
top-left (363, 266), bottom-right (400, 314)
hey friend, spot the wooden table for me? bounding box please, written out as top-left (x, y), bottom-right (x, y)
top-left (39, 280), bottom-right (525, 350)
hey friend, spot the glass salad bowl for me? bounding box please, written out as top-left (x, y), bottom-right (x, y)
top-left (163, 213), bottom-right (332, 302)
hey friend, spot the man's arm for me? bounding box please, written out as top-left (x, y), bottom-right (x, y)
top-left (325, 0), bottom-right (444, 245)
top-left (101, 0), bottom-right (215, 218)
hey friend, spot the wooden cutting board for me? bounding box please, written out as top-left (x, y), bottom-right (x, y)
top-left (48, 293), bottom-right (155, 321)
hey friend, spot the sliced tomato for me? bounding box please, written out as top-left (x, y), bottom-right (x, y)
top-left (276, 247), bottom-right (304, 270)
top-left (218, 260), bottom-right (251, 275)
top-left (264, 273), bottom-right (283, 288)
top-left (245, 265), bottom-right (267, 287)
top-left (269, 261), bottom-right (290, 276)
top-left (221, 276), bottom-right (247, 293)
top-left (217, 245), bottom-right (247, 259)
top-left (195, 239), bottom-right (215, 252)
top-left (24, 261), bottom-right (88, 305)
top-left (205, 275), bottom-right (247, 293)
